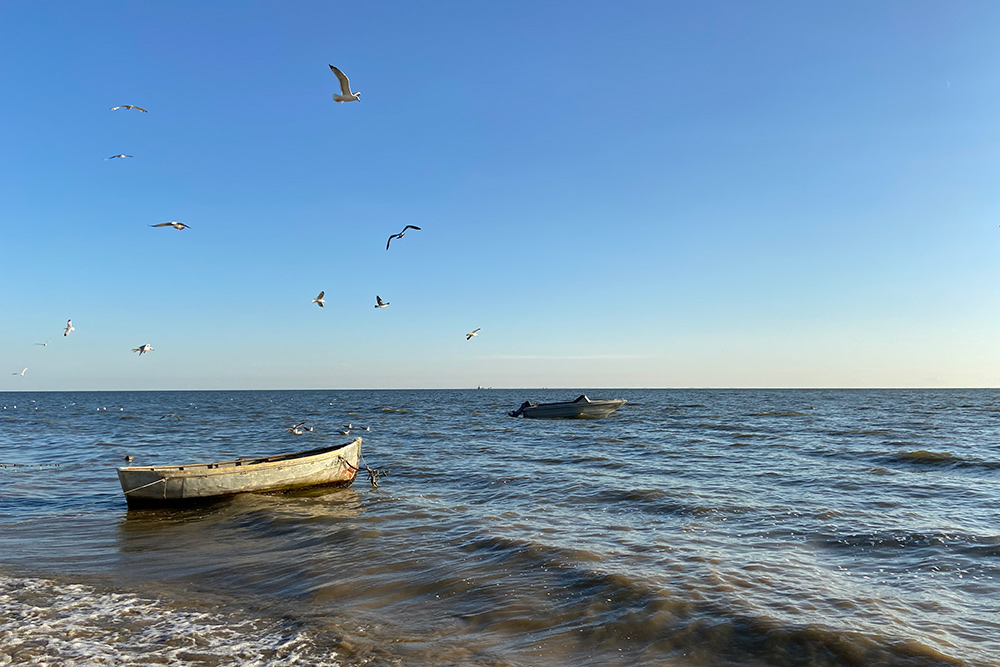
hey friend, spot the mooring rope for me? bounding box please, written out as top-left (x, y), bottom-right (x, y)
top-left (0, 461), bottom-right (103, 470)
top-left (121, 478), bottom-right (166, 495)
top-left (339, 454), bottom-right (389, 489)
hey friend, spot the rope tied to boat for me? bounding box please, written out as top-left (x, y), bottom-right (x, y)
top-left (121, 477), bottom-right (166, 495)
top-left (339, 454), bottom-right (389, 489)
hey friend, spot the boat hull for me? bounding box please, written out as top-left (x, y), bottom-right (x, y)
top-left (117, 438), bottom-right (362, 508)
top-left (518, 397), bottom-right (627, 419)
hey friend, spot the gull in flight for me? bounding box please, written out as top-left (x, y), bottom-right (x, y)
top-left (329, 65), bottom-right (361, 103)
top-left (466, 328), bottom-right (481, 340)
top-left (160, 413), bottom-right (181, 420)
top-left (12, 368), bottom-right (26, 376)
top-left (106, 154), bottom-right (133, 160)
top-left (64, 320), bottom-right (74, 336)
top-left (132, 343), bottom-right (153, 355)
top-left (386, 225), bottom-right (421, 250)
top-left (374, 295), bottom-right (389, 309)
top-left (35, 338), bottom-right (51, 346)
top-left (150, 221), bottom-right (190, 230)
top-left (110, 105), bottom-right (147, 112)
top-left (287, 421), bottom-right (307, 435)
top-left (312, 291), bottom-right (325, 307)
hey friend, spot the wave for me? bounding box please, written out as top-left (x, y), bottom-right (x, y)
top-left (749, 410), bottom-right (813, 418)
top-left (451, 535), bottom-right (964, 667)
top-left (813, 529), bottom-right (1000, 560)
top-left (883, 449), bottom-right (1000, 471)
top-left (0, 574), bottom-right (343, 667)
top-left (591, 487), bottom-right (751, 518)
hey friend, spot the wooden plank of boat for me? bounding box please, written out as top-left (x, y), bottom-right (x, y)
top-left (510, 395), bottom-right (627, 419)
top-left (117, 437), bottom-right (362, 508)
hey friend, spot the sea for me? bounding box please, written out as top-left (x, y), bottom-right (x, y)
top-left (0, 389), bottom-right (997, 667)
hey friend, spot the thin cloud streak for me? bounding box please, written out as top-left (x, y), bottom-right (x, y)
top-left (479, 353), bottom-right (657, 361)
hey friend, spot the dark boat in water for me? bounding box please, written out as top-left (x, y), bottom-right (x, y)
top-left (508, 395), bottom-right (627, 419)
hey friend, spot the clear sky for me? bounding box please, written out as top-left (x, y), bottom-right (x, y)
top-left (2, 1), bottom-right (999, 390)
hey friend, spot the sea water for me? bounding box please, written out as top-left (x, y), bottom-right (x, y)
top-left (0, 389), bottom-right (997, 666)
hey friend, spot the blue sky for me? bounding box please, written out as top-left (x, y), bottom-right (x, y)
top-left (2, 1), bottom-right (999, 390)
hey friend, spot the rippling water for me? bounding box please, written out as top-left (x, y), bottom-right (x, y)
top-left (0, 389), bottom-right (997, 666)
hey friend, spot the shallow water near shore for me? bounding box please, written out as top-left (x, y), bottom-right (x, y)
top-left (1, 388), bottom-right (998, 666)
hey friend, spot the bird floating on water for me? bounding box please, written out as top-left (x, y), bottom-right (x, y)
top-left (150, 221), bottom-right (190, 230)
top-left (374, 295), bottom-right (389, 309)
top-left (466, 328), bottom-right (481, 340)
top-left (160, 413), bottom-right (181, 420)
top-left (110, 105), bottom-right (147, 112)
top-left (64, 320), bottom-right (74, 336)
top-left (313, 291), bottom-right (325, 308)
top-left (329, 65), bottom-right (361, 103)
top-left (386, 225), bottom-right (421, 250)
top-left (106, 154), bottom-right (133, 160)
top-left (287, 421), bottom-right (307, 435)
top-left (132, 343), bottom-right (153, 355)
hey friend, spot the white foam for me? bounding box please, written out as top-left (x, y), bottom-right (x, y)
top-left (0, 575), bottom-right (342, 666)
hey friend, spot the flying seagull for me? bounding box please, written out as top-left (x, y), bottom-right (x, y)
top-left (35, 338), bottom-right (51, 346)
top-left (12, 368), bottom-right (26, 376)
top-left (132, 343), bottom-right (153, 355)
top-left (160, 413), bottom-right (181, 420)
top-left (106, 154), bottom-right (133, 160)
top-left (466, 328), bottom-right (481, 340)
top-left (312, 291), bottom-right (325, 307)
top-left (150, 222), bottom-right (190, 230)
top-left (64, 320), bottom-right (74, 336)
top-left (329, 65), bottom-right (361, 103)
top-left (386, 225), bottom-right (421, 250)
top-left (374, 295), bottom-right (389, 309)
top-left (110, 105), bottom-right (147, 112)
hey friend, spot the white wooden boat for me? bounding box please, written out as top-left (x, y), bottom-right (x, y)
top-left (508, 395), bottom-right (627, 419)
top-left (117, 437), bottom-right (362, 508)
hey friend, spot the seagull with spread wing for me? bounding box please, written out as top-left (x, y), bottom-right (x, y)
top-left (374, 295), bottom-right (389, 309)
top-left (110, 105), bottom-right (147, 112)
top-left (64, 320), bottom-right (74, 336)
top-left (106, 154), bottom-right (133, 160)
top-left (386, 225), bottom-right (421, 250)
top-left (312, 291), bottom-right (325, 307)
top-left (150, 222), bottom-right (190, 230)
top-left (329, 65), bottom-right (361, 103)
top-left (466, 328), bottom-right (481, 340)
top-left (132, 344), bottom-right (153, 356)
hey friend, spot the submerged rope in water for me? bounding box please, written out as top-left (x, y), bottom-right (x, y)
top-left (339, 454), bottom-right (389, 489)
top-left (0, 461), bottom-right (103, 470)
